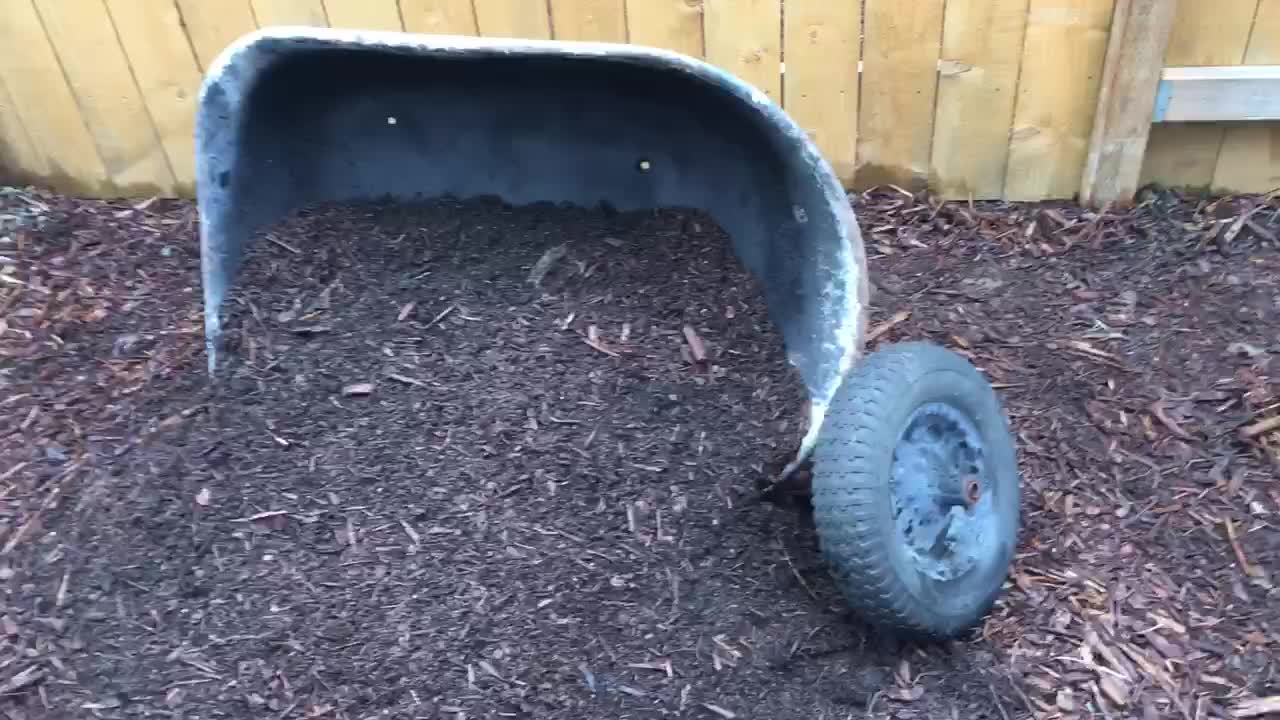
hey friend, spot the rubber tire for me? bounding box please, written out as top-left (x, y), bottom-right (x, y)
top-left (811, 341), bottom-right (1020, 640)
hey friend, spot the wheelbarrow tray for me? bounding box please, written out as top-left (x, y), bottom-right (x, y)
top-left (196, 27), bottom-right (1018, 639)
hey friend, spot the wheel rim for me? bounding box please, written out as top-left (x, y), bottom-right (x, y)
top-left (889, 402), bottom-right (997, 583)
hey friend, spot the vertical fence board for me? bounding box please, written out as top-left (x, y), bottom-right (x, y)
top-left (858, 0), bottom-right (945, 189)
top-left (323, 0), bottom-right (403, 30)
top-left (930, 0), bottom-right (1029, 199)
top-left (177, 0), bottom-right (259, 71)
top-left (782, 0), bottom-right (859, 184)
top-left (401, 0), bottom-right (478, 34)
top-left (1213, 0), bottom-right (1280, 192)
top-left (0, 0), bottom-right (108, 193)
top-left (1078, 0), bottom-right (1176, 206)
top-left (0, 76), bottom-right (46, 179)
top-left (1164, 0), bottom-right (1257, 64)
top-left (106, 0), bottom-right (203, 192)
top-left (1004, 0), bottom-right (1115, 201)
top-left (550, 0), bottom-right (625, 41)
top-left (625, 0), bottom-right (703, 56)
top-left (34, 0), bottom-right (175, 194)
top-left (252, 0), bottom-right (329, 26)
top-left (474, 0), bottom-right (551, 38)
top-left (703, 0), bottom-right (781, 102)
top-left (1140, 0), bottom-right (1258, 191)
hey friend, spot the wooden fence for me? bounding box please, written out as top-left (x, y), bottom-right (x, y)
top-left (0, 0), bottom-right (1276, 202)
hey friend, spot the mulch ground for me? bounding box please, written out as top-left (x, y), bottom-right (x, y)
top-left (1, 184), bottom-right (1278, 720)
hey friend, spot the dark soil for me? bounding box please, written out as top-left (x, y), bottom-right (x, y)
top-left (1, 186), bottom-right (1278, 720)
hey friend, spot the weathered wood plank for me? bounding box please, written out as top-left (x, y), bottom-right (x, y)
top-left (176, 0), bottom-right (259, 71)
top-left (703, 0), bottom-right (781, 102)
top-left (35, 0), bottom-right (175, 194)
top-left (1139, 0), bottom-right (1257, 190)
top-left (858, 0), bottom-right (946, 189)
top-left (1004, 0), bottom-right (1116, 201)
top-left (550, 0), bottom-right (625, 42)
top-left (625, 0), bottom-right (703, 57)
top-left (106, 0), bottom-right (204, 193)
top-left (473, 0), bottom-right (551, 38)
top-left (0, 0), bottom-right (109, 194)
top-left (1079, 0), bottom-right (1177, 206)
top-left (252, 0), bottom-right (329, 27)
top-left (0, 75), bottom-right (46, 180)
top-left (1214, 0), bottom-right (1280, 192)
top-left (323, 0), bottom-right (403, 30)
top-left (782, 0), bottom-right (859, 184)
top-left (930, 0), bottom-right (1029, 199)
top-left (401, 0), bottom-right (478, 34)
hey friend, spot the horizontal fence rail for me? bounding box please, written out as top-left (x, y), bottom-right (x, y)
top-left (0, 0), bottom-right (1277, 200)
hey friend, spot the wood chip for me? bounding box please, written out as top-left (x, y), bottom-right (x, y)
top-left (383, 371), bottom-right (428, 387)
top-left (195, 487), bottom-right (211, 506)
top-left (0, 666), bottom-right (45, 694)
top-left (1233, 696), bottom-right (1280, 718)
top-left (1066, 339), bottom-right (1118, 359)
top-left (55, 570), bottom-right (70, 608)
top-left (1099, 675), bottom-right (1130, 706)
top-left (342, 382), bottom-right (374, 397)
top-left (626, 659), bottom-right (674, 677)
top-left (396, 302), bottom-right (415, 321)
top-left (1150, 400), bottom-right (1192, 439)
top-left (702, 702), bottom-right (736, 718)
top-left (289, 324), bottom-right (333, 335)
top-left (527, 243), bottom-right (567, 286)
top-left (399, 519), bottom-right (421, 549)
top-left (478, 660), bottom-right (506, 683)
top-left (423, 304), bottom-right (455, 330)
top-left (867, 310), bottom-right (911, 344)
top-left (265, 233), bottom-right (300, 254)
top-left (617, 685), bottom-right (646, 697)
top-left (583, 325), bottom-right (619, 357)
top-left (1240, 414), bottom-right (1280, 439)
top-left (232, 510), bottom-right (289, 522)
top-left (1225, 518), bottom-right (1259, 576)
top-left (1222, 204), bottom-right (1264, 245)
top-left (682, 325), bottom-right (707, 362)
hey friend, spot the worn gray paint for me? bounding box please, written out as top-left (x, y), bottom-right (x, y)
top-left (195, 26), bottom-right (868, 467)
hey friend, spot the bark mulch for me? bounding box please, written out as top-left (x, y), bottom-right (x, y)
top-left (1, 184), bottom-right (1278, 720)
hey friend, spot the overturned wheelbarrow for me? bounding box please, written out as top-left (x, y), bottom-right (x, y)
top-left (195, 27), bottom-right (1020, 640)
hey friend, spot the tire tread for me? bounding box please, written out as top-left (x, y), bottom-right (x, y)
top-left (811, 341), bottom-right (1017, 639)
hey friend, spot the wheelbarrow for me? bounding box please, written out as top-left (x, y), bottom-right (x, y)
top-left (195, 27), bottom-right (1021, 640)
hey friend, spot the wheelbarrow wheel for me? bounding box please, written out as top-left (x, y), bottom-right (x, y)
top-left (811, 341), bottom-right (1020, 639)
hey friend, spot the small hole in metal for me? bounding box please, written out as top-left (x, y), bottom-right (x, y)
top-left (637, 159), bottom-right (652, 173)
top-left (964, 477), bottom-right (981, 508)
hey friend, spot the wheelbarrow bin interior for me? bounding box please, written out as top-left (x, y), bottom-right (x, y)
top-left (196, 27), bottom-right (869, 468)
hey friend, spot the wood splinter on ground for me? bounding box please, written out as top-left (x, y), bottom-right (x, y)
top-left (528, 243), bottom-right (567, 286)
top-left (1234, 696), bottom-right (1280, 718)
top-left (342, 382), bottom-right (375, 397)
top-left (683, 325), bottom-right (708, 362)
top-left (0, 666), bottom-right (44, 695)
top-left (867, 310), bottom-right (911, 344)
top-left (701, 702), bottom-right (736, 718)
top-left (1224, 518), bottom-right (1259, 577)
top-left (584, 324), bottom-right (619, 357)
top-left (1240, 414), bottom-right (1280, 439)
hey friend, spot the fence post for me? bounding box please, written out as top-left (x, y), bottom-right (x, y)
top-left (1079, 0), bottom-right (1177, 207)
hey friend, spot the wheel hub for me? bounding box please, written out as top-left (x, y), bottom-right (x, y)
top-left (889, 402), bottom-right (996, 582)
